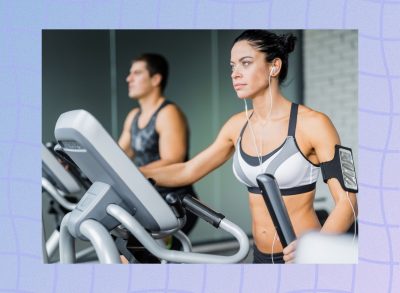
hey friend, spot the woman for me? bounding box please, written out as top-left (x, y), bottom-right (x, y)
top-left (143, 30), bottom-right (358, 264)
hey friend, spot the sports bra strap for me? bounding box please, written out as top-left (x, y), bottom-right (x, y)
top-left (240, 104), bottom-right (298, 139)
top-left (239, 111), bottom-right (254, 138)
top-left (287, 103), bottom-right (298, 137)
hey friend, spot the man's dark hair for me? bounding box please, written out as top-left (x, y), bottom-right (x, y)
top-left (133, 53), bottom-right (169, 93)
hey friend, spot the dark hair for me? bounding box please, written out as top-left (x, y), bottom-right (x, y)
top-left (133, 53), bottom-right (169, 92)
top-left (233, 30), bottom-right (297, 84)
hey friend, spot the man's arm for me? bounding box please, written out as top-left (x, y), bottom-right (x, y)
top-left (139, 105), bottom-right (188, 173)
top-left (118, 108), bottom-right (139, 159)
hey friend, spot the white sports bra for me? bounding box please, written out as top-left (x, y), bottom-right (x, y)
top-left (232, 103), bottom-right (320, 196)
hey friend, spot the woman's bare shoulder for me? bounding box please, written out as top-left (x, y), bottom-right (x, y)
top-left (228, 111), bottom-right (248, 124)
top-left (218, 111), bottom-right (248, 142)
top-left (225, 111), bottom-right (249, 131)
top-left (298, 104), bottom-right (333, 128)
top-left (297, 104), bottom-right (339, 143)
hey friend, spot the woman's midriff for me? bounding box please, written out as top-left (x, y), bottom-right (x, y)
top-left (249, 190), bottom-right (321, 253)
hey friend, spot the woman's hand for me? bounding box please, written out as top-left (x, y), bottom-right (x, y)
top-left (283, 240), bottom-right (297, 264)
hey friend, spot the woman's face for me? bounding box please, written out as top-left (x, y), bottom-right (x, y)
top-left (230, 40), bottom-right (271, 99)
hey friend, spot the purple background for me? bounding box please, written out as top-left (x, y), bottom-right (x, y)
top-left (0, 0), bottom-right (399, 292)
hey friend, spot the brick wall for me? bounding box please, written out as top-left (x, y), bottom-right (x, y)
top-left (303, 30), bottom-right (358, 211)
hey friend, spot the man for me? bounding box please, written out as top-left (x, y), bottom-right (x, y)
top-left (118, 53), bottom-right (198, 263)
top-left (119, 54), bottom-right (188, 170)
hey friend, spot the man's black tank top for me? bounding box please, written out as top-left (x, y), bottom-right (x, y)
top-left (130, 100), bottom-right (193, 193)
top-left (130, 100), bottom-right (198, 237)
top-left (131, 100), bottom-right (189, 167)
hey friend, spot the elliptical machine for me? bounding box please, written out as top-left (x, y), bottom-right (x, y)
top-left (42, 143), bottom-right (82, 261)
top-left (54, 110), bottom-right (250, 264)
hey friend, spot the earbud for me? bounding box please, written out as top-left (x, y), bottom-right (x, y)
top-left (270, 66), bottom-right (276, 75)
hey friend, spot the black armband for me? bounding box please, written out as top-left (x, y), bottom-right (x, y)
top-left (320, 145), bottom-right (358, 193)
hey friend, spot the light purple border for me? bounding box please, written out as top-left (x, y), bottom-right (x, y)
top-left (0, 0), bottom-right (399, 292)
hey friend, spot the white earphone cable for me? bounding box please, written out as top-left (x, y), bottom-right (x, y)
top-left (271, 231), bottom-right (277, 264)
top-left (268, 68), bottom-right (273, 121)
top-left (244, 99), bottom-right (263, 170)
top-left (345, 191), bottom-right (357, 253)
top-left (243, 67), bottom-right (278, 261)
top-left (243, 67), bottom-right (275, 172)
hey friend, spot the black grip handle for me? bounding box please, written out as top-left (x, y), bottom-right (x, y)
top-left (181, 195), bottom-right (225, 228)
top-left (54, 144), bottom-right (79, 169)
top-left (256, 173), bottom-right (296, 247)
top-left (164, 192), bottom-right (186, 219)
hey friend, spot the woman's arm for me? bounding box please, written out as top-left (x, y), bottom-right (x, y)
top-left (284, 111), bottom-right (358, 264)
top-left (142, 116), bottom-right (237, 187)
top-left (309, 112), bottom-right (358, 233)
top-left (118, 108), bottom-right (138, 159)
